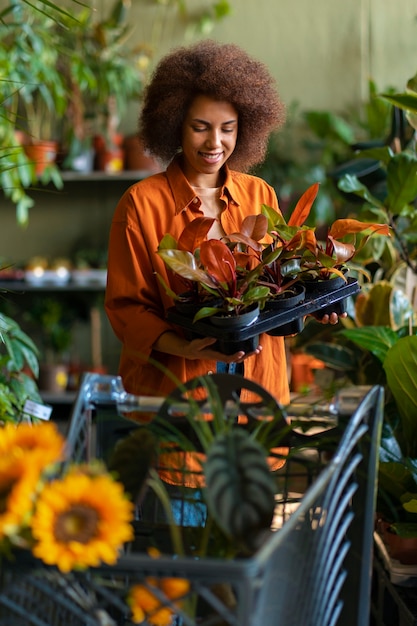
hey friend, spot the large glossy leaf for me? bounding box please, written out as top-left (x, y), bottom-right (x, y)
top-left (340, 326), bottom-right (398, 362)
top-left (200, 240), bottom-right (236, 285)
top-left (354, 282), bottom-right (397, 327)
top-left (338, 175), bottom-right (385, 207)
top-left (386, 152), bottom-right (417, 214)
top-left (158, 249), bottom-right (217, 287)
top-left (328, 218), bottom-right (390, 240)
top-left (261, 204), bottom-right (286, 232)
top-left (287, 182), bottom-right (319, 227)
top-left (239, 214), bottom-right (268, 241)
top-left (177, 217), bottom-right (215, 252)
top-left (384, 336), bottom-right (417, 456)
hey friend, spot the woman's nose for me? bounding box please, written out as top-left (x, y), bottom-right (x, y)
top-left (206, 129), bottom-right (222, 147)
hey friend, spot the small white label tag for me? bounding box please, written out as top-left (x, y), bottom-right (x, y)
top-left (23, 400), bottom-right (53, 421)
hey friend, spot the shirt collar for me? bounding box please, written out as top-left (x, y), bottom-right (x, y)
top-left (166, 155), bottom-right (240, 214)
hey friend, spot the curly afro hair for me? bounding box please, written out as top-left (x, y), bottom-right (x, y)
top-left (139, 40), bottom-right (286, 172)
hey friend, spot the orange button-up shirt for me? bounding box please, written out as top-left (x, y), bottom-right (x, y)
top-left (105, 157), bottom-right (290, 405)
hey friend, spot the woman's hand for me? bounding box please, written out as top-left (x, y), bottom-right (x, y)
top-left (185, 336), bottom-right (262, 363)
top-left (153, 331), bottom-right (262, 363)
top-left (311, 311), bottom-right (348, 325)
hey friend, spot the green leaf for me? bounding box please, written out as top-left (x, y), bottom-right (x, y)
top-left (304, 342), bottom-right (358, 370)
top-left (340, 326), bottom-right (398, 362)
top-left (384, 335), bottom-right (417, 456)
top-left (386, 152), bottom-right (417, 213)
top-left (338, 174), bottom-right (385, 207)
top-left (380, 92), bottom-right (417, 115)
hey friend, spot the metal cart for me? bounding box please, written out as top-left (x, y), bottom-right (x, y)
top-left (0, 373), bottom-right (384, 626)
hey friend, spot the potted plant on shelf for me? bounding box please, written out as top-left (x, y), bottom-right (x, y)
top-left (0, 0), bottom-right (67, 228)
top-left (0, 1), bottom-right (68, 177)
top-left (54, 0), bottom-right (147, 173)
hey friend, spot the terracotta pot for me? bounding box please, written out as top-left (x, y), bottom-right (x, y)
top-left (123, 135), bottom-right (161, 173)
top-left (93, 134), bottom-right (125, 173)
top-left (24, 140), bottom-right (58, 176)
top-left (377, 521), bottom-right (417, 565)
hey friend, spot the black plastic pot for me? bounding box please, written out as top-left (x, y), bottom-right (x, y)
top-left (209, 303), bottom-right (260, 329)
top-left (266, 284), bottom-right (306, 336)
top-left (302, 274), bottom-right (348, 319)
top-left (209, 304), bottom-right (260, 354)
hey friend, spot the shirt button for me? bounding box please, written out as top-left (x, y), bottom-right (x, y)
top-left (208, 370), bottom-right (213, 375)
top-left (193, 198), bottom-right (198, 204)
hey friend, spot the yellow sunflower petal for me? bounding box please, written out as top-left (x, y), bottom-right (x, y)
top-left (0, 455), bottom-right (41, 540)
top-left (31, 467), bottom-right (134, 572)
top-left (0, 422), bottom-right (65, 471)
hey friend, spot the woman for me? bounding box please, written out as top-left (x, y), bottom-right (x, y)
top-left (105, 40), bottom-right (341, 405)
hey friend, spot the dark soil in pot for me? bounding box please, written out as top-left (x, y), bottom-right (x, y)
top-left (209, 303), bottom-right (260, 330)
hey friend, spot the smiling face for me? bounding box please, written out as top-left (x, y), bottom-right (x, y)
top-left (180, 94), bottom-right (238, 187)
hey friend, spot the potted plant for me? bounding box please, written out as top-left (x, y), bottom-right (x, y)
top-left (157, 216), bottom-right (271, 324)
top-left (259, 182), bottom-right (391, 324)
top-left (0, 311), bottom-right (42, 423)
top-left (0, 1), bottom-right (69, 172)
top-left (54, 0), bottom-right (147, 172)
top-left (261, 182), bottom-right (390, 285)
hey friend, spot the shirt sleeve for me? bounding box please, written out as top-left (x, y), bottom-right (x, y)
top-left (105, 188), bottom-right (176, 364)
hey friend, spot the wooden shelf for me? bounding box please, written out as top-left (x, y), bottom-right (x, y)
top-left (59, 170), bottom-right (153, 182)
top-left (0, 281), bottom-right (105, 293)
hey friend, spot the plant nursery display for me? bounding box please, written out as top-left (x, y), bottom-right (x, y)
top-left (157, 183), bottom-right (390, 349)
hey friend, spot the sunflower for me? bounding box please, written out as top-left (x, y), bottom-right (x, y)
top-left (0, 422), bottom-right (65, 472)
top-left (31, 465), bottom-right (134, 572)
top-left (0, 454), bottom-right (42, 540)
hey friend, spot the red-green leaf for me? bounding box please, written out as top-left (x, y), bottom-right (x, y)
top-left (328, 219), bottom-right (391, 240)
top-left (178, 217), bottom-right (216, 252)
top-left (200, 239), bottom-right (236, 284)
top-left (288, 182), bottom-right (320, 227)
top-left (240, 214), bottom-right (268, 241)
top-left (158, 249), bottom-right (217, 287)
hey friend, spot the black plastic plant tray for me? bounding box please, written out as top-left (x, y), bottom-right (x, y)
top-left (167, 278), bottom-right (360, 342)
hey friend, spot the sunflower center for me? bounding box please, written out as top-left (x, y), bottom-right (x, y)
top-left (54, 504), bottom-right (99, 544)
top-left (0, 479), bottom-right (14, 514)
